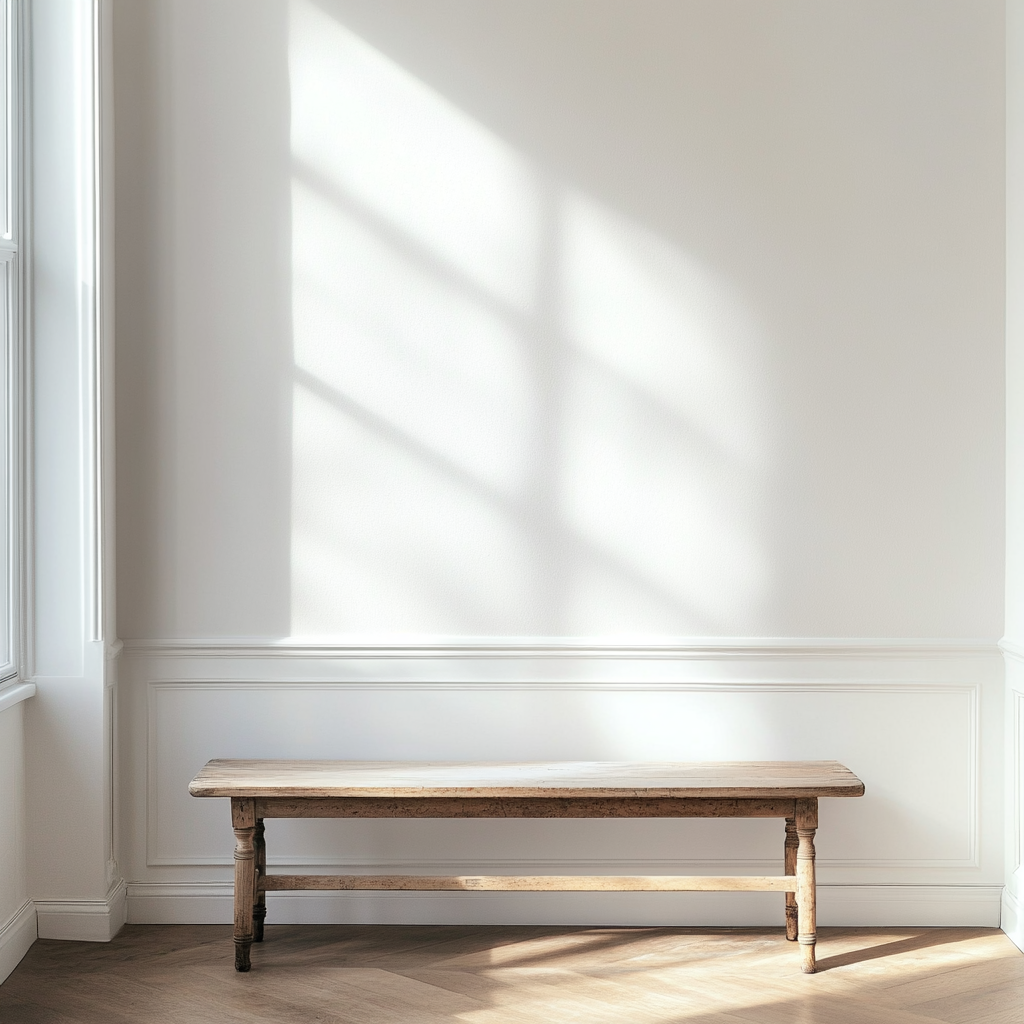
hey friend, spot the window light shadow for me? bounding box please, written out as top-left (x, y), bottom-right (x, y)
top-left (286, 0), bottom-right (770, 640)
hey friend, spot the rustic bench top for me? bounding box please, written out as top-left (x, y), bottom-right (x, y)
top-left (188, 759), bottom-right (865, 800)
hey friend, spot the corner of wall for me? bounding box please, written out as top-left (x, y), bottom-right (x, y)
top-left (24, 0), bottom-right (122, 938)
top-left (0, 900), bottom-right (36, 986)
top-left (1003, 649), bottom-right (1024, 948)
top-left (1002, 881), bottom-right (1024, 952)
top-left (35, 879), bottom-right (126, 943)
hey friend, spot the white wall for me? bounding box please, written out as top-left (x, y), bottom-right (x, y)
top-left (1004, 0), bottom-right (1024, 949)
top-left (115, 0), bottom-right (1007, 926)
top-left (115, 0), bottom-right (1005, 643)
top-left (0, 701), bottom-right (33, 984)
top-left (1010, 0), bottom-right (1024, 652)
top-left (0, 706), bottom-right (27, 932)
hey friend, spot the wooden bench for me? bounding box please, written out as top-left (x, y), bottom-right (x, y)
top-left (188, 760), bottom-right (865, 973)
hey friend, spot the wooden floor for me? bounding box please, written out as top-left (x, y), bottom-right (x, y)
top-left (1, 924), bottom-right (1021, 1023)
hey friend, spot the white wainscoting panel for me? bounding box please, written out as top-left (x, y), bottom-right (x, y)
top-left (119, 641), bottom-right (1004, 926)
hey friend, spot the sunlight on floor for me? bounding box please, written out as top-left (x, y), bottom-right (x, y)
top-left (2, 925), bottom-right (1019, 1024)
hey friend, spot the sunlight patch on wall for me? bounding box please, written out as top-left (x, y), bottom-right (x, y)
top-left (558, 196), bottom-right (767, 632)
top-left (289, 0), bottom-right (540, 312)
top-left (288, 0), bottom-right (768, 638)
top-left (290, 179), bottom-right (535, 500)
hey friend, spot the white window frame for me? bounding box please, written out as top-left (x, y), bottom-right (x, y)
top-left (0, 0), bottom-right (23, 687)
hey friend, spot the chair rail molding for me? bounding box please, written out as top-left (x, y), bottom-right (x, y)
top-left (122, 636), bottom-right (1002, 661)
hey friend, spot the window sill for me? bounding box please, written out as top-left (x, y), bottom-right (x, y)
top-left (0, 680), bottom-right (34, 714)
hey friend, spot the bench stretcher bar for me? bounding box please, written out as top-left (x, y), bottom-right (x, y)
top-left (257, 874), bottom-right (797, 893)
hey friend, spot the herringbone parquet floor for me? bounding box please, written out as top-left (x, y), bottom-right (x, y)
top-left (0, 924), bottom-right (1021, 1023)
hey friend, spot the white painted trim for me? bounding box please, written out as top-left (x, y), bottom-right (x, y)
top-left (146, 678), bottom-right (984, 693)
top-left (1001, 639), bottom-right (1024, 664)
top-left (83, 0), bottom-right (114, 648)
top-left (0, 899), bottom-right (34, 985)
top-left (4, 0), bottom-right (24, 684)
top-left (35, 879), bottom-right (126, 942)
top-left (1014, 692), bottom-right (1024, 877)
top-left (96, 0), bottom-right (115, 649)
top-left (4, 0), bottom-right (16, 244)
top-left (122, 637), bottom-right (1003, 661)
top-left (76, 0), bottom-right (99, 645)
top-left (1003, 884), bottom-right (1024, 952)
top-left (17, 0), bottom-right (31, 683)
top-left (125, 883), bottom-right (1002, 928)
top-left (0, 677), bottom-right (31, 712)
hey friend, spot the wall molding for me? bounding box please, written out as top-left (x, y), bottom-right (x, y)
top-left (142, 678), bottom-right (983, 694)
top-left (123, 637), bottom-right (1003, 661)
top-left (1014, 692), bottom-right (1024, 877)
top-left (0, 899), bottom-right (35, 986)
top-left (1000, 639), bottom-right (1024, 664)
top-left (125, 882), bottom-right (1002, 929)
top-left (35, 879), bottom-right (126, 942)
top-left (127, 642), bottom-right (999, 923)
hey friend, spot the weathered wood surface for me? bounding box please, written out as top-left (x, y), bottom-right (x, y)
top-left (784, 816), bottom-right (798, 941)
top-left (258, 874), bottom-right (796, 892)
top-left (796, 796), bottom-right (819, 973)
top-left (196, 762), bottom-right (863, 975)
top-left (230, 798), bottom-right (256, 972)
top-left (190, 759), bottom-right (865, 799)
top-left (253, 819), bottom-right (266, 943)
top-left (252, 795), bottom-right (801, 819)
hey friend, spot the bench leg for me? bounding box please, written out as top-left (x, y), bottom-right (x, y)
top-left (231, 798), bottom-right (256, 972)
top-left (796, 798), bottom-right (818, 974)
top-left (784, 816), bottom-right (798, 941)
top-left (253, 819), bottom-right (266, 942)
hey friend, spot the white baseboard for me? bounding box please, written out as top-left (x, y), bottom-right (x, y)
top-left (0, 900), bottom-right (36, 985)
top-left (1002, 885), bottom-right (1024, 952)
top-left (36, 880), bottom-right (127, 942)
top-left (822, 885), bottom-right (1002, 927)
top-left (126, 883), bottom-right (1003, 928)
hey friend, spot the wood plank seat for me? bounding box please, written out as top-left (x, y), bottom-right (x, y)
top-left (189, 760), bottom-right (865, 974)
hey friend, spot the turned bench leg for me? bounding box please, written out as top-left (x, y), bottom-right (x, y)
top-left (253, 819), bottom-right (266, 942)
top-left (796, 797), bottom-right (818, 974)
top-left (231, 798), bottom-right (256, 972)
top-left (784, 816), bottom-right (798, 941)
